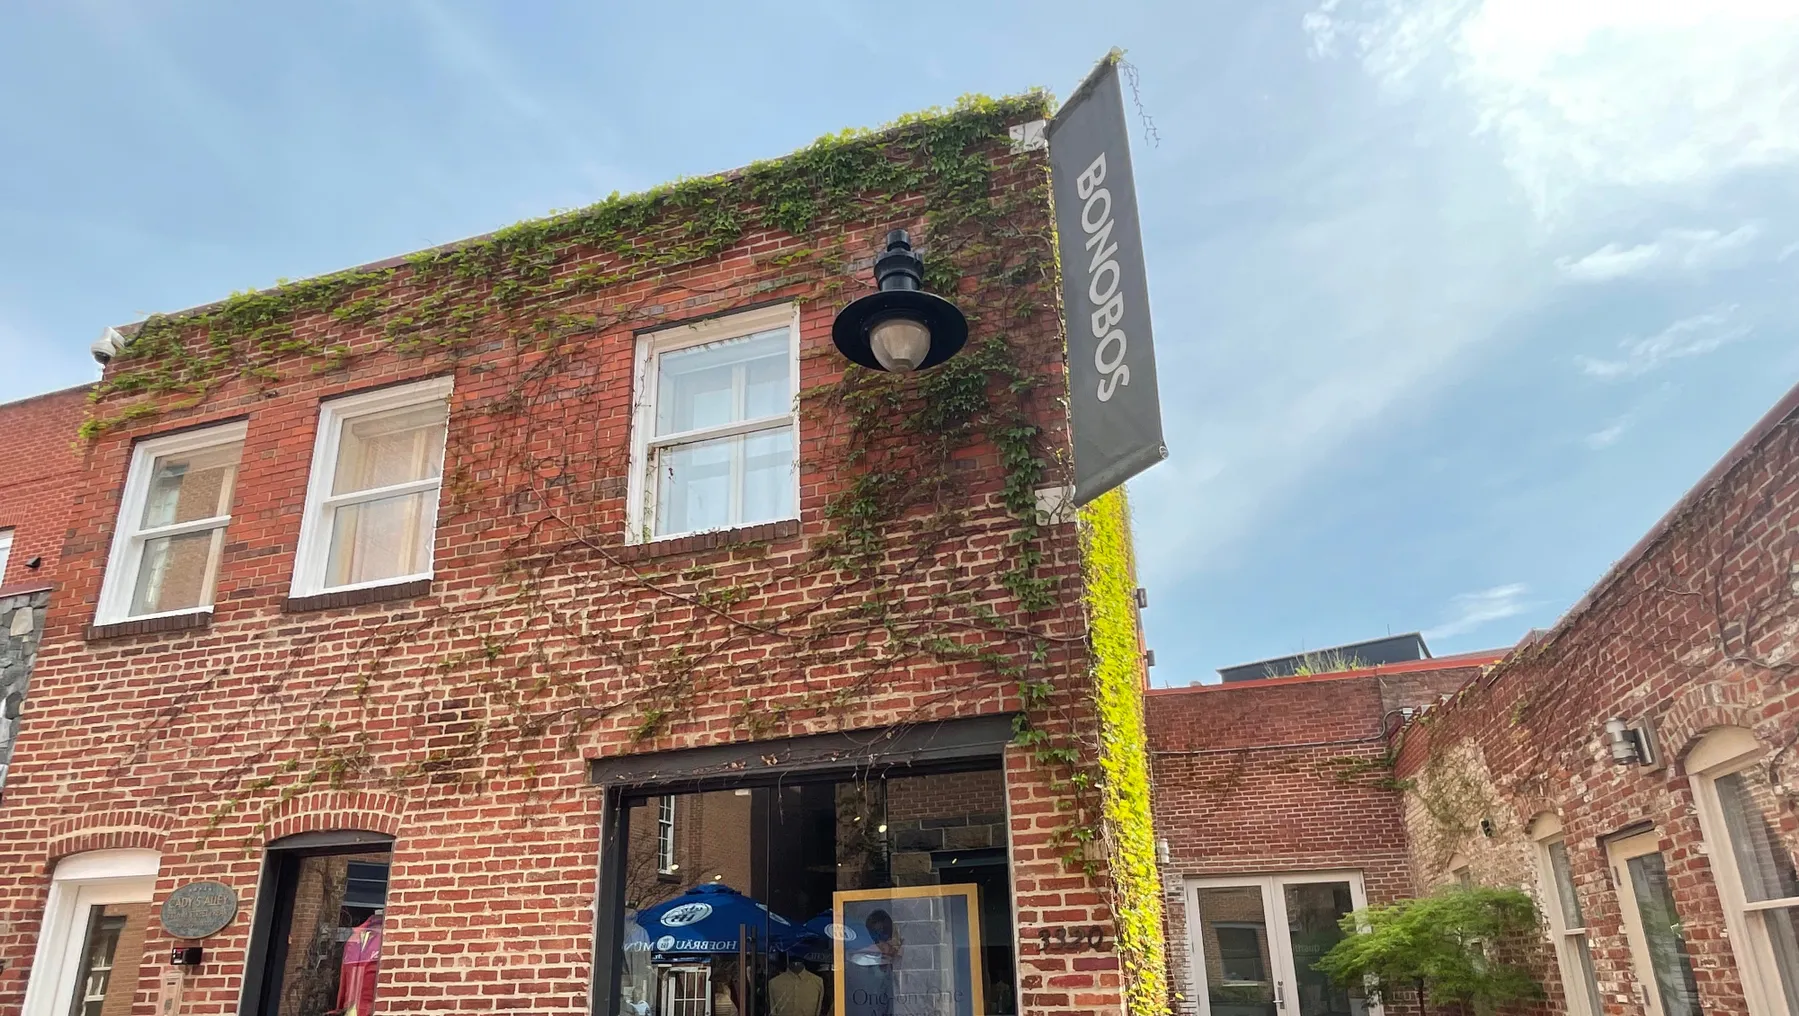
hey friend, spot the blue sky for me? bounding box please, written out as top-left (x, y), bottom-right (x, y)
top-left (3, 2), bottom-right (1796, 686)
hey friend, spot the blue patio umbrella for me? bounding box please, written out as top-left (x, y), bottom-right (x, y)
top-left (635, 884), bottom-right (798, 957)
top-left (792, 911), bottom-right (864, 967)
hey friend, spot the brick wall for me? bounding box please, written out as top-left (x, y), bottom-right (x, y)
top-left (1390, 384), bottom-right (1799, 1016)
top-left (0, 106), bottom-right (1139, 1016)
top-left (0, 383), bottom-right (90, 590)
top-left (1147, 657), bottom-right (1495, 1015)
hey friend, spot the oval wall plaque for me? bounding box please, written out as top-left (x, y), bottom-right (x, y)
top-left (160, 881), bottom-right (239, 940)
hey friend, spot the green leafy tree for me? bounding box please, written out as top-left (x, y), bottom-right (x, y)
top-left (1316, 886), bottom-right (1543, 1014)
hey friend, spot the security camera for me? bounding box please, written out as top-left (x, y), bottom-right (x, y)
top-left (90, 327), bottom-right (127, 365)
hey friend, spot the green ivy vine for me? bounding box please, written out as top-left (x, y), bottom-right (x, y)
top-left (90, 92), bottom-right (1152, 999)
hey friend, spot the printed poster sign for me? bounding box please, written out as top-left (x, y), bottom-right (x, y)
top-left (832, 885), bottom-right (984, 1016)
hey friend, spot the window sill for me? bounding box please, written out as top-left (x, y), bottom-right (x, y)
top-left (87, 610), bottom-right (212, 642)
top-left (284, 578), bottom-right (433, 613)
top-left (617, 519), bottom-right (801, 563)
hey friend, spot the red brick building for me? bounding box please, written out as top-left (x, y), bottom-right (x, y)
top-left (1389, 383), bottom-right (1799, 1016)
top-left (1149, 379), bottom-right (1799, 1016)
top-left (0, 383), bottom-right (91, 590)
top-left (0, 96), bottom-right (1164, 1016)
top-left (1148, 651), bottom-right (1500, 1016)
top-left (0, 383), bottom-right (92, 791)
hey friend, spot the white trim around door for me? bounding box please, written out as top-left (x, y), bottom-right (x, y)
top-left (21, 848), bottom-right (160, 1016)
top-left (1185, 870), bottom-right (1380, 1016)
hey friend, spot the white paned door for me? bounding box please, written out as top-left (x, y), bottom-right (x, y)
top-left (1185, 872), bottom-right (1378, 1016)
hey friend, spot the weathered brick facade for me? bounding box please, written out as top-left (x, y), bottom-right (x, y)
top-left (1147, 654), bottom-right (1499, 1015)
top-left (1390, 382), bottom-right (1799, 1015)
top-left (0, 384), bottom-right (91, 793)
top-left (0, 383), bottom-right (90, 592)
top-left (0, 99), bottom-right (1156, 1016)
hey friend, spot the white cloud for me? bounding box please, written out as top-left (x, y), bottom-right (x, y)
top-left (1584, 418), bottom-right (1630, 449)
top-left (1576, 305), bottom-right (1751, 379)
top-left (1140, 1), bottom-right (1795, 589)
top-left (1424, 583), bottom-right (1531, 639)
top-left (1305, 0), bottom-right (1799, 219)
top-left (1557, 224), bottom-right (1762, 282)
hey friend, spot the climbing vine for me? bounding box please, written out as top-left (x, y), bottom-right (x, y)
top-left (86, 90), bottom-right (1141, 903)
top-left (1078, 490), bottom-right (1169, 1015)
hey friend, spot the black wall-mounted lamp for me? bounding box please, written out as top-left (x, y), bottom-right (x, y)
top-left (831, 230), bottom-right (967, 373)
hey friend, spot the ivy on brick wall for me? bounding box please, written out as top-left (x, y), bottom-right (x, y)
top-left (1078, 490), bottom-right (1169, 1015)
top-left (88, 93), bottom-right (1162, 911)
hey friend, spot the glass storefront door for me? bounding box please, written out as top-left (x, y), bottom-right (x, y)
top-left (1186, 873), bottom-right (1375, 1016)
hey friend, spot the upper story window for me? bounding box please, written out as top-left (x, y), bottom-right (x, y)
top-left (657, 795), bottom-right (677, 874)
top-left (293, 377), bottom-right (451, 597)
top-left (628, 305), bottom-right (799, 542)
top-left (0, 528), bottom-right (12, 584)
top-left (96, 421), bottom-right (246, 623)
top-left (1688, 725), bottom-right (1799, 1016)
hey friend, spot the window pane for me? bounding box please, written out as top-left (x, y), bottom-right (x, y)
top-left (1626, 850), bottom-right (1702, 1016)
top-left (1283, 881), bottom-right (1366, 1016)
top-left (1758, 905), bottom-right (1799, 1014)
top-left (69, 905), bottom-right (148, 1016)
top-left (1195, 887), bottom-right (1274, 1015)
top-left (656, 436), bottom-right (733, 535)
top-left (742, 340), bottom-right (792, 421)
top-left (1566, 932), bottom-right (1604, 1016)
top-left (130, 528), bottom-right (224, 615)
top-left (326, 490), bottom-right (437, 587)
top-left (741, 429), bottom-right (795, 527)
top-left (141, 442), bottom-right (241, 528)
top-left (615, 768), bottom-right (1017, 1016)
top-left (331, 403), bottom-right (447, 496)
top-left (655, 329), bottom-right (790, 437)
top-left (1547, 841), bottom-right (1586, 926)
top-left (654, 429), bottom-right (795, 538)
top-left (272, 851), bottom-right (390, 1016)
top-left (1716, 769), bottom-right (1799, 902)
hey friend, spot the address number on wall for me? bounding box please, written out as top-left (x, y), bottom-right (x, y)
top-left (1037, 925), bottom-right (1109, 951)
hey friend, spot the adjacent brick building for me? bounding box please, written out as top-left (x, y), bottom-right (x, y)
top-left (1387, 382), bottom-right (1799, 1016)
top-left (1148, 651), bottom-right (1501, 1016)
top-left (0, 383), bottom-right (92, 791)
top-left (0, 95), bottom-right (1165, 1016)
top-left (0, 383), bottom-right (91, 591)
top-left (1149, 378), bottom-right (1799, 1016)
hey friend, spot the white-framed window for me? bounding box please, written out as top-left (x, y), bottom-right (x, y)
top-left (659, 964), bottom-right (711, 1016)
top-left (657, 795), bottom-right (678, 874)
top-left (1530, 814), bottom-right (1605, 1016)
top-left (1688, 725), bottom-right (1799, 1016)
top-left (0, 528), bottom-right (13, 583)
top-left (95, 421), bottom-right (247, 623)
top-left (292, 377), bottom-right (452, 597)
top-left (627, 304), bottom-right (799, 543)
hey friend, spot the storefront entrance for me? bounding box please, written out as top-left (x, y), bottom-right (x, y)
top-left (593, 718), bottom-right (1021, 1016)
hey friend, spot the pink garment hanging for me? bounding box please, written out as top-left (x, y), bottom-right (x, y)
top-left (337, 913), bottom-right (385, 1016)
